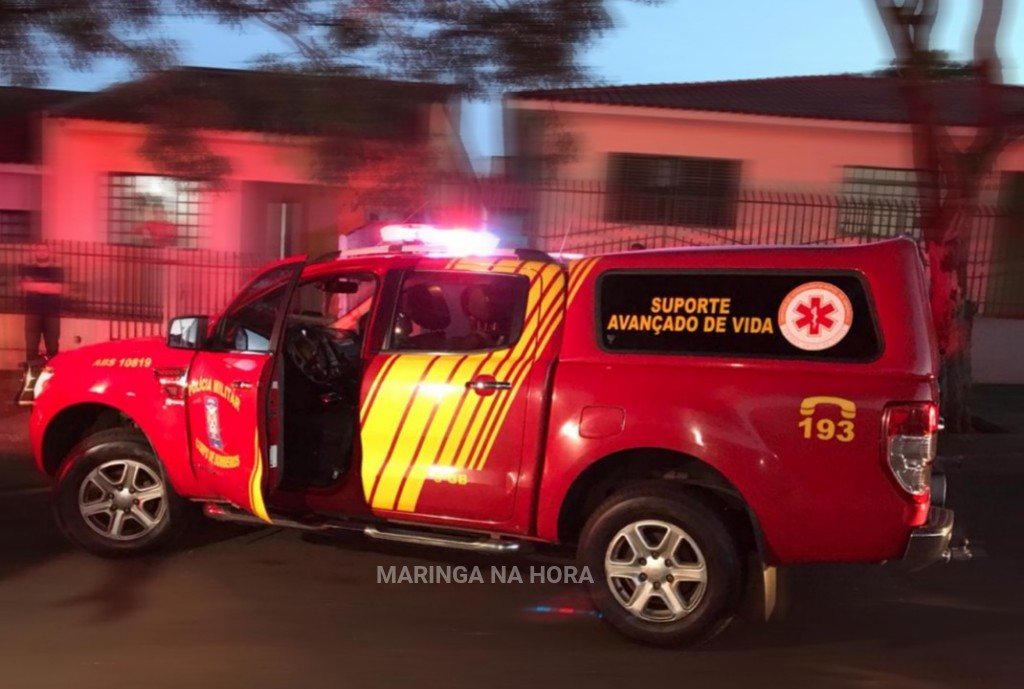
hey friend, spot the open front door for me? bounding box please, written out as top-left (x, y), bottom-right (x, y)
top-left (187, 259), bottom-right (304, 521)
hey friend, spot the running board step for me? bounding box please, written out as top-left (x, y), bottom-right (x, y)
top-left (203, 503), bottom-right (338, 532)
top-left (364, 526), bottom-right (524, 553)
top-left (202, 503), bottom-right (526, 554)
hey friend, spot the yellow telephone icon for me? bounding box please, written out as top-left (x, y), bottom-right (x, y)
top-left (799, 396), bottom-right (856, 442)
top-left (799, 396), bottom-right (857, 420)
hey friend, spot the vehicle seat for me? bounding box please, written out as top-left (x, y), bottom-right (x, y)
top-left (451, 284), bottom-right (506, 350)
top-left (401, 283), bottom-right (450, 351)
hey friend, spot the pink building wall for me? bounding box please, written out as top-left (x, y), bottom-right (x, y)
top-left (0, 167), bottom-right (39, 211)
top-left (0, 165), bottom-right (43, 368)
top-left (0, 100), bottom-right (470, 369)
top-left (510, 101), bottom-right (1024, 191)
top-left (508, 100), bottom-right (1024, 384)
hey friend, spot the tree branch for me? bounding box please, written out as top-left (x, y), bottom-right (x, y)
top-left (963, 0), bottom-right (1006, 183)
top-left (251, 11), bottom-right (330, 68)
top-left (916, 0), bottom-right (939, 52)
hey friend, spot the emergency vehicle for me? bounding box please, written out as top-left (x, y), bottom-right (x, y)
top-left (29, 225), bottom-right (966, 647)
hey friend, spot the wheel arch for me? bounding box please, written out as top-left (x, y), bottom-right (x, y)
top-left (555, 447), bottom-right (768, 561)
top-left (42, 403), bottom-right (151, 476)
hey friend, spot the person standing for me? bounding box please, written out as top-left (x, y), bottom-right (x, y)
top-left (19, 244), bottom-right (64, 364)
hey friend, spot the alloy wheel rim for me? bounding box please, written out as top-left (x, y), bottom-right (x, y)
top-left (604, 519), bottom-right (708, 623)
top-left (78, 459), bottom-right (167, 541)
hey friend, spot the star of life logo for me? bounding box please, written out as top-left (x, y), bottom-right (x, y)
top-left (778, 282), bottom-right (853, 351)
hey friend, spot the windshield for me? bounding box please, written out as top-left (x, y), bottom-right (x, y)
top-left (286, 272), bottom-right (378, 338)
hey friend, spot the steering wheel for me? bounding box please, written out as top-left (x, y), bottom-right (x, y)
top-left (286, 327), bottom-right (337, 385)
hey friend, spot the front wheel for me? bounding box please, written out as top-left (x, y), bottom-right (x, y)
top-left (54, 429), bottom-right (193, 558)
top-left (578, 485), bottom-right (743, 647)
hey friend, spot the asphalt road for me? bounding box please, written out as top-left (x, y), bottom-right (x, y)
top-left (0, 445), bottom-right (1022, 689)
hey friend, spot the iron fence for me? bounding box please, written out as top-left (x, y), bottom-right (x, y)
top-left (0, 241), bottom-right (270, 343)
top-left (0, 181), bottom-right (1020, 364)
top-left (449, 178), bottom-right (1023, 318)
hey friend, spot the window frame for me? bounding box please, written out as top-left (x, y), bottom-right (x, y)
top-left (381, 269), bottom-right (532, 355)
top-left (837, 165), bottom-right (920, 239)
top-left (0, 210), bottom-right (33, 243)
top-left (207, 260), bottom-right (305, 354)
top-left (604, 152), bottom-right (742, 229)
top-left (107, 172), bottom-right (205, 249)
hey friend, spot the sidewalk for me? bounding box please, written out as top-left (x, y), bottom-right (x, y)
top-left (0, 372), bottom-right (30, 452)
top-left (935, 384), bottom-right (1024, 474)
top-left (0, 371), bottom-right (40, 490)
top-left (971, 384), bottom-right (1024, 434)
top-left (0, 409), bottom-right (40, 491)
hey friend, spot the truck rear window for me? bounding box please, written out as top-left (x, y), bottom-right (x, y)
top-left (597, 271), bottom-right (882, 361)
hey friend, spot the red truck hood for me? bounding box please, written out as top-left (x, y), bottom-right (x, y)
top-left (47, 337), bottom-right (191, 372)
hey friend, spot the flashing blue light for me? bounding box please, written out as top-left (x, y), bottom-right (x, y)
top-left (525, 605), bottom-right (603, 618)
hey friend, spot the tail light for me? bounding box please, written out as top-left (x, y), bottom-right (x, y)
top-left (883, 402), bottom-right (939, 523)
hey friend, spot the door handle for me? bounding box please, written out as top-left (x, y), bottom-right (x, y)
top-left (465, 377), bottom-right (512, 395)
top-left (232, 380), bottom-right (254, 390)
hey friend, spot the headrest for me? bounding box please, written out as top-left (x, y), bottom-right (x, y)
top-left (462, 283), bottom-right (515, 326)
top-left (461, 284), bottom-right (494, 322)
top-left (404, 284), bottom-right (450, 331)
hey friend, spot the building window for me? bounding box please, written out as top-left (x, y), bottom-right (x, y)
top-left (605, 153), bottom-right (741, 229)
top-left (0, 210), bottom-right (32, 242)
top-left (837, 166), bottom-right (919, 238)
top-left (108, 174), bottom-right (203, 249)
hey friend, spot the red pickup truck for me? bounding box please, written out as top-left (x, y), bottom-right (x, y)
top-left (29, 227), bottom-right (960, 646)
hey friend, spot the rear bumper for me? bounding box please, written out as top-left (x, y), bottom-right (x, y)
top-left (902, 506), bottom-right (954, 571)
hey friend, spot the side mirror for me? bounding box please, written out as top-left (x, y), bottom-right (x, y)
top-left (167, 315), bottom-right (209, 350)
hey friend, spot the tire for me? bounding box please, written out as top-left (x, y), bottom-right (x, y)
top-left (53, 428), bottom-right (193, 558)
top-left (578, 484), bottom-right (743, 648)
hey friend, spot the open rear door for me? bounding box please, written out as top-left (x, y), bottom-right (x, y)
top-left (358, 257), bottom-right (565, 523)
top-left (187, 258), bottom-right (304, 521)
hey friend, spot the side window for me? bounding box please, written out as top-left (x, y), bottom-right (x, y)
top-left (209, 263), bottom-right (299, 353)
top-left (386, 271), bottom-right (529, 353)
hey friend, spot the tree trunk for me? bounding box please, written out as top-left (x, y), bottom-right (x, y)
top-left (925, 234), bottom-right (975, 431)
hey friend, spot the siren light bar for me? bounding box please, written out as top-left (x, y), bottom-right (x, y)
top-left (379, 223), bottom-right (501, 254)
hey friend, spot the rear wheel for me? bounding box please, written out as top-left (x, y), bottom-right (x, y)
top-left (54, 429), bottom-right (193, 557)
top-left (578, 485), bottom-right (743, 647)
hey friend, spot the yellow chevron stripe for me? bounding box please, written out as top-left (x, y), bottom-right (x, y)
top-left (250, 429), bottom-right (270, 523)
top-left (372, 355), bottom-right (464, 511)
top-left (449, 257), bottom-right (500, 272)
top-left (360, 355), bottom-right (396, 426)
top-left (375, 257), bottom-right (597, 513)
top-left (447, 359), bottom-right (500, 469)
top-left (393, 354), bottom-right (478, 512)
top-left (567, 257), bottom-right (599, 306)
top-left (360, 355), bottom-right (438, 501)
top-left (448, 269), bottom-right (545, 470)
top-left (435, 263), bottom-right (534, 472)
top-left (461, 263), bottom-right (560, 472)
top-left (466, 264), bottom-right (560, 471)
top-left (475, 258), bottom-right (593, 470)
top-left (472, 265), bottom-right (568, 471)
